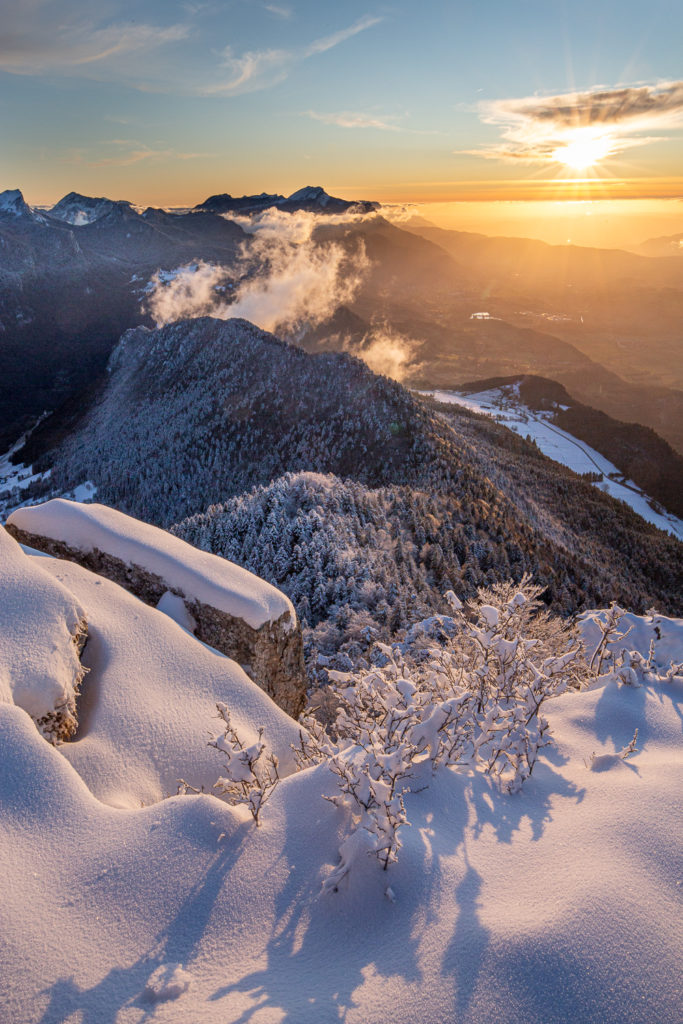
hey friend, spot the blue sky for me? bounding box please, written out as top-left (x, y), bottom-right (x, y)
top-left (2, 0), bottom-right (683, 206)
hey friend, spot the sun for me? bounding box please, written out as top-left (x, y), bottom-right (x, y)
top-left (552, 128), bottom-right (613, 171)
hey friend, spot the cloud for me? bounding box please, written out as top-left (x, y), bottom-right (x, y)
top-left (89, 140), bottom-right (213, 167)
top-left (307, 110), bottom-right (402, 131)
top-left (303, 15), bottom-right (382, 57)
top-left (350, 326), bottom-right (422, 383)
top-left (146, 208), bottom-right (373, 334)
top-left (466, 81), bottom-right (683, 164)
top-left (264, 4), bottom-right (292, 18)
top-left (206, 47), bottom-right (291, 95)
top-left (0, 6), bottom-right (381, 97)
top-left (205, 15), bottom-right (382, 96)
top-left (379, 203), bottom-right (419, 223)
top-left (305, 110), bottom-right (443, 136)
top-left (0, 16), bottom-right (189, 77)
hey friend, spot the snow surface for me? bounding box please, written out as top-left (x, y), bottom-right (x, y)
top-left (31, 554), bottom-right (299, 808)
top-left (1, 515), bottom-right (682, 1024)
top-left (424, 388), bottom-right (683, 540)
top-left (8, 500), bottom-right (296, 631)
top-left (0, 527), bottom-right (84, 728)
top-left (1, 639), bottom-right (681, 1022)
top-left (0, 426), bottom-right (98, 518)
top-left (580, 608), bottom-right (683, 673)
top-left (0, 432), bottom-right (52, 515)
top-left (2, 503), bottom-right (681, 1023)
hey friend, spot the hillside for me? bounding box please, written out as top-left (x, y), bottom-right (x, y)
top-left (443, 374), bottom-right (683, 520)
top-left (31, 317), bottom-right (681, 621)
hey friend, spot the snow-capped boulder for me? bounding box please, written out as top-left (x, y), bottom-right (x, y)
top-left (7, 500), bottom-right (306, 716)
top-left (0, 526), bottom-right (86, 741)
top-left (31, 554), bottom-right (301, 807)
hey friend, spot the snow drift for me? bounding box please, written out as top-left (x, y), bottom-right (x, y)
top-left (0, 526), bottom-right (86, 740)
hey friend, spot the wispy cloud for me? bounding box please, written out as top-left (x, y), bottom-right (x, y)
top-left (0, 6), bottom-right (381, 98)
top-left (0, 18), bottom-right (189, 76)
top-left (265, 4), bottom-right (292, 18)
top-left (68, 140), bottom-right (213, 168)
top-left (466, 82), bottom-right (683, 164)
top-left (303, 15), bottom-right (381, 56)
top-left (305, 109), bottom-right (443, 135)
top-left (205, 15), bottom-right (382, 96)
top-left (307, 110), bottom-right (401, 131)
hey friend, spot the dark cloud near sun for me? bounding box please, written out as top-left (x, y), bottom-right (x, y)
top-left (467, 82), bottom-right (683, 164)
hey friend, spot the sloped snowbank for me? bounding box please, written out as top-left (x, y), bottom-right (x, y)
top-left (8, 499), bottom-right (296, 632)
top-left (1, 601), bottom-right (681, 1022)
top-left (0, 526), bottom-right (86, 740)
top-left (34, 554), bottom-right (301, 808)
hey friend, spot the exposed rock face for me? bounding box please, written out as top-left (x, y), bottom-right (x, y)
top-left (7, 526), bottom-right (306, 718)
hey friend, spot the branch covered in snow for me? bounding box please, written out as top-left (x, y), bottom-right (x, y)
top-left (311, 576), bottom-right (588, 886)
top-left (209, 703), bottom-right (280, 825)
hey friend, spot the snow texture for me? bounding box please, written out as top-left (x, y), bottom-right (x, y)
top-left (8, 499), bottom-right (296, 631)
top-left (0, 657), bottom-right (681, 1023)
top-left (35, 554), bottom-right (300, 808)
top-left (0, 526), bottom-right (85, 736)
top-left (579, 608), bottom-right (683, 674)
top-left (0, 188), bottom-right (32, 217)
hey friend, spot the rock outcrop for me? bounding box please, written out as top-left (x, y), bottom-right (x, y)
top-left (7, 504), bottom-right (307, 719)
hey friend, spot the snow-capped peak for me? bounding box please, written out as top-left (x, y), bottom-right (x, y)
top-left (286, 185), bottom-right (332, 206)
top-left (49, 192), bottom-right (133, 226)
top-left (0, 189), bottom-right (33, 218)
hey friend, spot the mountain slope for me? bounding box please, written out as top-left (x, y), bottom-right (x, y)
top-left (0, 195), bottom-right (246, 448)
top-left (39, 317), bottom-right (682, 617)
top-left (452, 374), bottom-right (683, 519)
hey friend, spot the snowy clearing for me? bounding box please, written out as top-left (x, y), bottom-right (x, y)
top-left (423, 388), bottom-right (683, 540)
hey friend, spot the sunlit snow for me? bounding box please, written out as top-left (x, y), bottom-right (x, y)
top-left (423, 387), bottom-right (683, 540)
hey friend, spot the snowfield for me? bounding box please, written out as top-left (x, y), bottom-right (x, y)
top-left (0, 517), bottom-right (681, 1023)
top-left (424, 388), bottom-right (683, 540)
top-left (0, 527), bottom-right (85, 739)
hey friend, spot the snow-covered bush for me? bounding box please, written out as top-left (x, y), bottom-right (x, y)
top-left (580, 604), bottom-right (683, 685)
top-left (209, 703), bottom-right (280, 825)
top-left (299, 576), bottom-right (589, 886)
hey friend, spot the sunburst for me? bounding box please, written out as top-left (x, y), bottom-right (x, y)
top-left (551, 128), bottom-right (614, 171)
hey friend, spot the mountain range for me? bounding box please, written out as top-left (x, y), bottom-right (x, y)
top-left (2, 184), bottom-right (682, 456)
